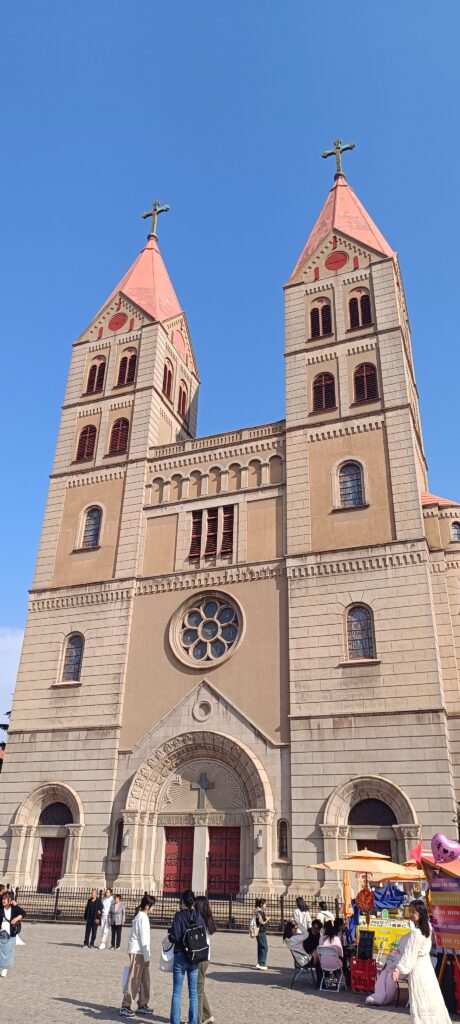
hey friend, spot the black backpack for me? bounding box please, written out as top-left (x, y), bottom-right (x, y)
top-left (182, 915), bottom-right (209, 964)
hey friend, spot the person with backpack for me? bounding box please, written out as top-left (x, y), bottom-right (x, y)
top-left (251, 897), bottom-right (269, 970)
top-left (194, 896), bottom-right (217, 1024)
top-left (120, 893), bottom-right (156, 1018)
top-left (168, 889), bottom-right (207, 1024)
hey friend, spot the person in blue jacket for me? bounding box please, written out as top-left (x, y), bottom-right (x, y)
top-left (168, 890), bottom-right (205, 1024)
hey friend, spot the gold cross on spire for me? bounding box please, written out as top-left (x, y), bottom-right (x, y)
top-left (321, 138), bottom-right (356, 177)
top-left (141, 199), bottom-right (171, 239)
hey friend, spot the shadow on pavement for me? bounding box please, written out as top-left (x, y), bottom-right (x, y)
top-left (55, 997), bottom-right (170, 1022)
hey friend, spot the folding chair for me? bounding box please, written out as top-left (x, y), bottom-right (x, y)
top-left (317, 945), bottom-right (346, 992)
top-left (290, 948), bottom-right (316, 989)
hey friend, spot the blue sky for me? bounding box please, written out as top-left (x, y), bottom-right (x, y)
top-left (1, 0), bottom-right (458, 712)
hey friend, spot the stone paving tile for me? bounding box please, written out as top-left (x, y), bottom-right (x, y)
top-left (5, 924), bottom-right (410, 1024)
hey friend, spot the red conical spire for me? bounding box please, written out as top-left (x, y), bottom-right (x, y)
top-left (289, 175), bottom-right (395, 283)
top-left (98, 234), bottom-right (183, 323)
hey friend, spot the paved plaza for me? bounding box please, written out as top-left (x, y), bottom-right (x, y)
top-left (4, 923), bottom-right (411, 1024)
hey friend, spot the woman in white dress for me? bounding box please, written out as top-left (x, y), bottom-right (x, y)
top-left (392, 900), bottom-right (451, 1024)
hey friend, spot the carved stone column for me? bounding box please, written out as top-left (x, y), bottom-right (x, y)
top-left (318, 824), bottom-right (344, 895)
top-left (247, 809), bottom-right (275, 893)
top-left (60, 824), bottom-right (84, 886)
top-left (192, 812), bottom-right (210, 893)
top-left (7, 824), bottom-right (28, 884)
top-left (393, 824), bottom-right (421, 863)
top-left (113, 811), bottom-right (141, 888)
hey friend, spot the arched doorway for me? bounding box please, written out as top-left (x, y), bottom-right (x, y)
top-left (320, 775), bottom-right (420, 868)
top-left (115, 731), bottom-right (274, 893)
top-left (9, 783), bottom-right (84, 888)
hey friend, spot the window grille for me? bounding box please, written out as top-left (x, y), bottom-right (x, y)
top-left (39, 802), bottom-right (73, 826)
top-left (221, 506), bottom-right (234, 555)
top-left (109, 418), bottom-right (129, 455)
top-left (349, 296), bottom-right (360, 329)
top-left (205, 508), bottom-right (218, 557)
top-left (321, 304), bottom-right (332, 335)
top-left (360, 293), bottom-right (372, 325)
top-left (86, 358), bottom-right (105, 394)
top-left (163, 361), bottom-right (173, 398)
top-left (189, 510), bottom-right (203, 559)
top-left (339, 462), bottom-right (364, 507)
top-left (313, 372), bottom-right (336, 412)
top-left (62, 634), bottom-right (84, 681)
top-left (82, 506), bottom-right (102, 548)
top-left (354, 363), bottom-right (378, 403)
top-left (452, 522), bottom-right (460, 541)
top-left (76, 424), bottom-right (96, 462)
top-left (347, 605), bottom-right (375, 659)
top-left (178, 381), bottom-right (188, 419)
top-left (310, 307), bottom-right (320, 338)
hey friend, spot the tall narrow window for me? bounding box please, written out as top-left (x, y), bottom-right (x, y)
top-left (313, 372), bottom-right (336, 412)
top-left (349, 296), bottom-right (360, 329)
top-left (86, 357), bottom-right (106, 394)
top-left (360, 293), bottom-right (372, 325)
top-left (178, 380), bottom-right (188, 419)
top-left (321, 304), bottom-right (332, 335)
top-left (354, 363), bottom-right (379, 403)
top-left (205, 508), bottom-right (218, 557)
top-left (109, 418), bottom-right (129, 455)
top-left (347, 605), bottom-right (375, 660)
top-left (117, 348), bottom-right (137, 386)
top-left (310, 307), bottom-right (320, 338)
top-left (221, 506), bottom-right (234, 555)
top-left (62, 634), bottom-right (84, 682)
top-left (82, 506), bottom-right (102, 549)
top-left (115, 820), bottom-right (124, 857)
top-left (163, 360), bottom-right (173, 399)
top-left (452, 522), bottom-right (460, 541)
top-left (189, 510), bottom-right (203, 559)
top-left (349, 291), bottom-right (372, 329)
top-left (76, 424), bottom-right (97, 462)
top-left (339, 461), bottom-right (364, 507)
top-left (277, 819), bottom-right (289, 859)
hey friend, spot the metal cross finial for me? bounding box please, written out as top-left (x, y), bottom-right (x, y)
top-left (321, 138), bottom-right (356, 177)
top-left (141, 199), bottom-right (171, 239)
top-left (191, 771), bottom-right (215, 810)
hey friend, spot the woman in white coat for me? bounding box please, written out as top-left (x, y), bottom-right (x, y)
top-left (120, 895), bottom-right (156, 1018)
top-left (392, 900), bottom-right (451, 1024)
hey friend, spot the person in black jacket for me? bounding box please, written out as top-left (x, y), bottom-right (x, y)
top-left (168, 890), bottom-right (205, 1024)
top-left (0, 890), bottom-right (25, 977)
top-left (83, 888), bottom-right (103, 948)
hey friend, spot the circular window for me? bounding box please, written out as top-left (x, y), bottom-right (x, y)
top-left (171, 591), bottom-right (244, 668)
top-left (193, 699), bottom-right (213, 722)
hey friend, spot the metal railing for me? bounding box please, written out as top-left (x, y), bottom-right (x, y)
top-left (16, 887), bottom-right (340, 932)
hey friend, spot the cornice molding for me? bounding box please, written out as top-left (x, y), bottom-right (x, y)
top-left (67, 468), bottom-right (126, 488)
top-left (307, 417), bottom-right (384, 443)
top-left (287, 548), bottom-right (425, 579)
top-left (305, 351), bottom-right (337, 366)
top-left (346, 340), bottom-right (377, 356)
top-left (150, 437), bottom-right (285, 474)
top-left (152, 421), bottom-right (284, 460)
top-left (109, 398), bottom-right (134, 412)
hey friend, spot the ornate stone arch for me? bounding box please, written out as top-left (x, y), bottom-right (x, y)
top-left (324, 775), bottom-right (417, 827)
top-left (14, 782), bottom-right (84, 826)
top-left (9, 783), bottom-right (85, 887)
top-left (126, 731), bottom-right (273, 814)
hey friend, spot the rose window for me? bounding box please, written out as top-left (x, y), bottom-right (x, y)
top-left (179, 595), bottom-right (241, 663)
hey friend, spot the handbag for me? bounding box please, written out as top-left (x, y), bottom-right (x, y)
top-left (249, 914), bottom-right (260, 938)
top-left (159, 936), bottom-right (174, 973)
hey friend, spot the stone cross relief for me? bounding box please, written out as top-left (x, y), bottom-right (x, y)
top-left (191, 771), bottom-right (215, 810)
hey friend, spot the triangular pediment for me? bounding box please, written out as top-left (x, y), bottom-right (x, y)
top-left (289, 230), bottom-right (386, 287)
top-left (77, 293), bottom-right (151, 345)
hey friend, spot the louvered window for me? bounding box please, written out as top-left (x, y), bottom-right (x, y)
top-left (221, 506), bottom-right (234, 555)
top-left (321, 304), bottom-right (332, 335)
top-left (189, 510), bottom-right (203, 559)
top-left (76, 424), bottom-right (96, 462)
top-left (118, 349), bottom-right (137, 386)
top-left (163, 360), bottom-right (173, 399)
top-left (360, 293), bottom-right (372, 325)
top-left (354, 363), bottom-right (379, 403)
top-left (205, 508), bottom-right (218, 557)
top-left (452, 523), bottom-right (460, 541)
top-left (347, 605), bottom-right (375, 659)
top-left (313, 372), bottom-right (336, 412)
top-left (86, 358), bottom-right (105, 394)
top-left (178, 381), bottom-right (188, 419)
top-left (349, 296), bottom-right (360, 329)
top-left (339, 461), bottom-right (364, 507)
top-left (62, 634), bottom-right (84, 681)
top-left (109, 418), bottom-right (129, 455)
top-left (310, 307), bottom-right (320, 338)
top-left (82, 506), bottom-right (102, 548)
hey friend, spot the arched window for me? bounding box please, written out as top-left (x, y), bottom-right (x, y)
top-left (39, 802), bottom-right (73, 826)
top-left (151, 478), bottom-right (164, 505)
top-left (349, 290), bottom-right (372, 330)
top-left (117, 348), bottom-right (137, 386)
top-left (348, 799), bottom-right (396, 826)
top-left (228, 464), bottom-right (241, 490)
top-left (109, 418), bottom-right (129, 455)
top-left (82, 506), bottom-right (102, 549)
top-left (178, 380), bottom-right (188, 419)
top-left (452, 522), bottom-right (460, 542)
top-left (354, 363), bottom-right (379, 403)
top-left (277, 819), bottom-right (289, 859)
top-left (248, 459), bottom-right (262, 487)
top-left (313, 372), bottom-right (336, 412)
top-left (162, 360), bottom-right (173, 399)
top-left (114, 820), bottom-right (124, 857)
top-left (208, 467), bottom-right (221, 495)
top-left (347, 605), bottom-right (375, 660)
top-left (76, 424), bottom-right (97, 462)
top-left (189, 471), bottom-right (202, 499)
top-left (170, 475), bottom-right (182, 501)
top-left (310, 300), bottom-right (332, 339)
top-left (339, 461), bottom-right (364, 507)
top-left (86, 357), bottom-right (106, 394)
top-left (269, 455), bottom-right (283, 485)
top-left (62, 634), bottom-right (84, 682)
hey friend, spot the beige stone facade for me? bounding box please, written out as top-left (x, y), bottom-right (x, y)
top-left (2, 174), bottom-right (460, 896)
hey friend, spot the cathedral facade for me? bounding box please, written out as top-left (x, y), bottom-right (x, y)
top-left (2, 161), bottom-right (460, 895)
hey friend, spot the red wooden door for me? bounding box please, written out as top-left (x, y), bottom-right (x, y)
top-left (38, 837), bottom-right (65, 890)
top-left (163, 827), bottom-right (194, 893)
top-left (357, 839), bottom-right (392, 858)
top-left (208, 827), bottom-right (240, 895)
